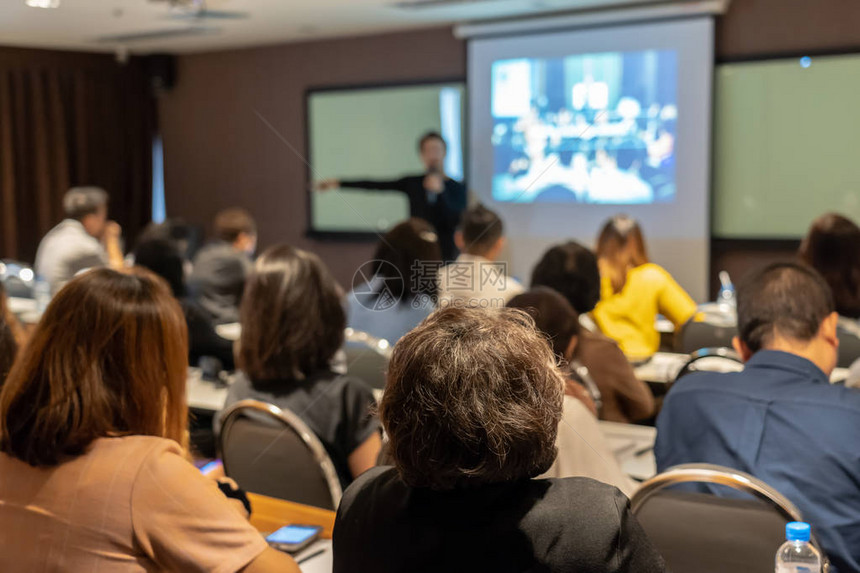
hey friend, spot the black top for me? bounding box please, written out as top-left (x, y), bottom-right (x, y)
top-left (339, 175), bottom-right (467, 261)
top-left (219, 371), bottom-right (380, 489)
top-left (188, 241), bottom-right (253, 324)
top-left (181, 297), bottom-right (235, 370)
top-left (333, 467), bottom-right (666, 573)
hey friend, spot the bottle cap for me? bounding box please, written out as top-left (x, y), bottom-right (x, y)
top-left (786, 522), bottom-right (811, 542)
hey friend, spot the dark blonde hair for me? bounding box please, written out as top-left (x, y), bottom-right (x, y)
top-left (239, 245), bottom-right (345, 381)
top-left (381, 307), bottom-right (564, 491)
top-left (0, 268), bottom-right (189, 466)
top-left (596, 214), bottom-right (649, 294)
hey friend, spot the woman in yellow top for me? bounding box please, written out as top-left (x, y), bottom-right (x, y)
top-left (592, 215), bottom-right (697, 359)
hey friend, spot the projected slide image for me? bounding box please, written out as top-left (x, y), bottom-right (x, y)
top-left (491, 50), bottom-right (678, 204)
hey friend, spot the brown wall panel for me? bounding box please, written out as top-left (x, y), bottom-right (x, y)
top-left (160, 2), bottom-right (860, 290)
top-left (159, 27), bottom-right (465, 288)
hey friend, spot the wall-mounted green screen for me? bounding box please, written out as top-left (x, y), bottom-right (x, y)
top-left (307, 83), bottom-right (465, 235)
top-left (713, 54), bottom-right (860, 238)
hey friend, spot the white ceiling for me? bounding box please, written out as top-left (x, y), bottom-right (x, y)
top-left (0, 0), bottom-right (671, 55)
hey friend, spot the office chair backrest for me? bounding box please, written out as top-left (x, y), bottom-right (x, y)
top-left (343, 328), bottom-right (391, 391)
top-left (675, 315), bottom-right (737, 354)
top-left (631, 463), bottom-right (829, 573)
top-left (673, 347), bottom-right (744, 383)
top-left (219, 399), bottom-right (343, 510)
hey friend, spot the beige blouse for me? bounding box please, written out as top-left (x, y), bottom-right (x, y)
top-left (0, 435), bottom-right (268, 572)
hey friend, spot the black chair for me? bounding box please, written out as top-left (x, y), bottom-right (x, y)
top-left (343, 328), bottom-right (391, 391)
top-left (674, 347), bottom-right (744, 383)
top-left (631, 464), bottom-right (830, 573)
top-left (675, 315), bottom-right (737, 354)
top-left (219, 399), bottom-right (342, 510)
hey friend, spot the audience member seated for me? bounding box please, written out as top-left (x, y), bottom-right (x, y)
top-left (530, 240), bottom-right (602, 330)
top-left (593, 215), bottom-right (696, 359)
top-left (34, 186), bottom-right (123, 294)
top-left (800, 212), bottom-right (860, 336)
top-left (438, 204), bottom-right (523, 307)
top-left (134, 236), bottom-right (235, 370)
top-left (506, 288), bottom-right (638, 494)
top-left (347, 218), bottom-right (441, 343)
top-left (333, 307), bottom-right (666, 573)
top-left (655, 263), bottom-right (860, 572)
top-left (0, 268), bottom-right (297, 572)
top-left (0, 283), bottom-right (20, 385)
top-left (189, 207), bottom-right (257, 324)
top-left (509, 287), bottom-right (654, 425)
top-left (219, 245), bottom-right (381, 488)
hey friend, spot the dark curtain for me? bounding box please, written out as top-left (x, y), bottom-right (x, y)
top-left (0, 48), bottom-right (156, 263)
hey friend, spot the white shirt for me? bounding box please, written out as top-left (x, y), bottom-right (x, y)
top-left (437, 253), bottom-right (524, 309)
top-left (34, 219), bottom-right (107, 294)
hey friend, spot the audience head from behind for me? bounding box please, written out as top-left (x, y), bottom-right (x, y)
top-left (133, 237), bottom-right (186, 298)
top-left (0, 268), bottom-right (188, 465)
top-left (0, 267), bottom-right (300, 572)
top-left (455, 203), bottom-right (505, 261)
top-left (214, 207), bottom-right (257, 256)
top-left (596, 214), bottom-right (649, 294)
top-left (530, 240), bottom-right (601, 314)
top-left (63, 186), bottom-right (110, 239)
top-left (507, 287), bottom-right (580, 362)
top-left (382, 307), bottom-right (564, 489)
top-left (226, 245), bottom-right (381, 487)
top-left (799, 212), bottom-right (860, 319)
top-left (371, 217), bottom-right (442, 307)
top-left (334, 306), bottom-right (666, 573)
top-left (239, 244), bottom-right (344, 381)
top-left (136, 218), bottom-right (197, 263)
top-left (734, 262), bottom-right (838, 376)
top-left (506, 287), bottom-right (596, 413)
top-left (418, 131), bottom-right (447, 173)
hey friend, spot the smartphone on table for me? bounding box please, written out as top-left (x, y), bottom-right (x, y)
top-left (265, 524), bottom-right (323, 553)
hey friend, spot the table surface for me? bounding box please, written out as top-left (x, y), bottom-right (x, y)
top-left (248, 493), bottom-right (335, 573)
top-left (187, 368), bottom-right (230, 413)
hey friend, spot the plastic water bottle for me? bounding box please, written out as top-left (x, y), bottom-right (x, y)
top-left (717, 270), bottom-right (736, 312)
top-left (775, 522), bottom-right (822, 573)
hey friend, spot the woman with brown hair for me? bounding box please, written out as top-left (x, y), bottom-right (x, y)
top-left (0, 268), bottom-right (298, 572)
top-left (333, 307), bottom-right (665, 573)
top-left (593, 214), bottom-right (696, 359)
top-left (221, 245), bottom-right (381, 488)
top-left (508, 287), bottom-right (654, 425)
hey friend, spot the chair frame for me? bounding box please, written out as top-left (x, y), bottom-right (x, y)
top-left (674, 347), bottom-right (743, 383)
top-left (218, 399), bottom-right (343, 508)
top-left (632, 463), bottom-right (830, 571)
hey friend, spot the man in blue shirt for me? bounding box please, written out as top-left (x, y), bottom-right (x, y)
top-left (655, 262), bottom-right (860, 572)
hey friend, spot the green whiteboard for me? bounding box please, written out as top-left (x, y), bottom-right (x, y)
top-left (307, 83), bottom-right (465, 235)
top-left (713, 54), bottom-right (860, 238)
